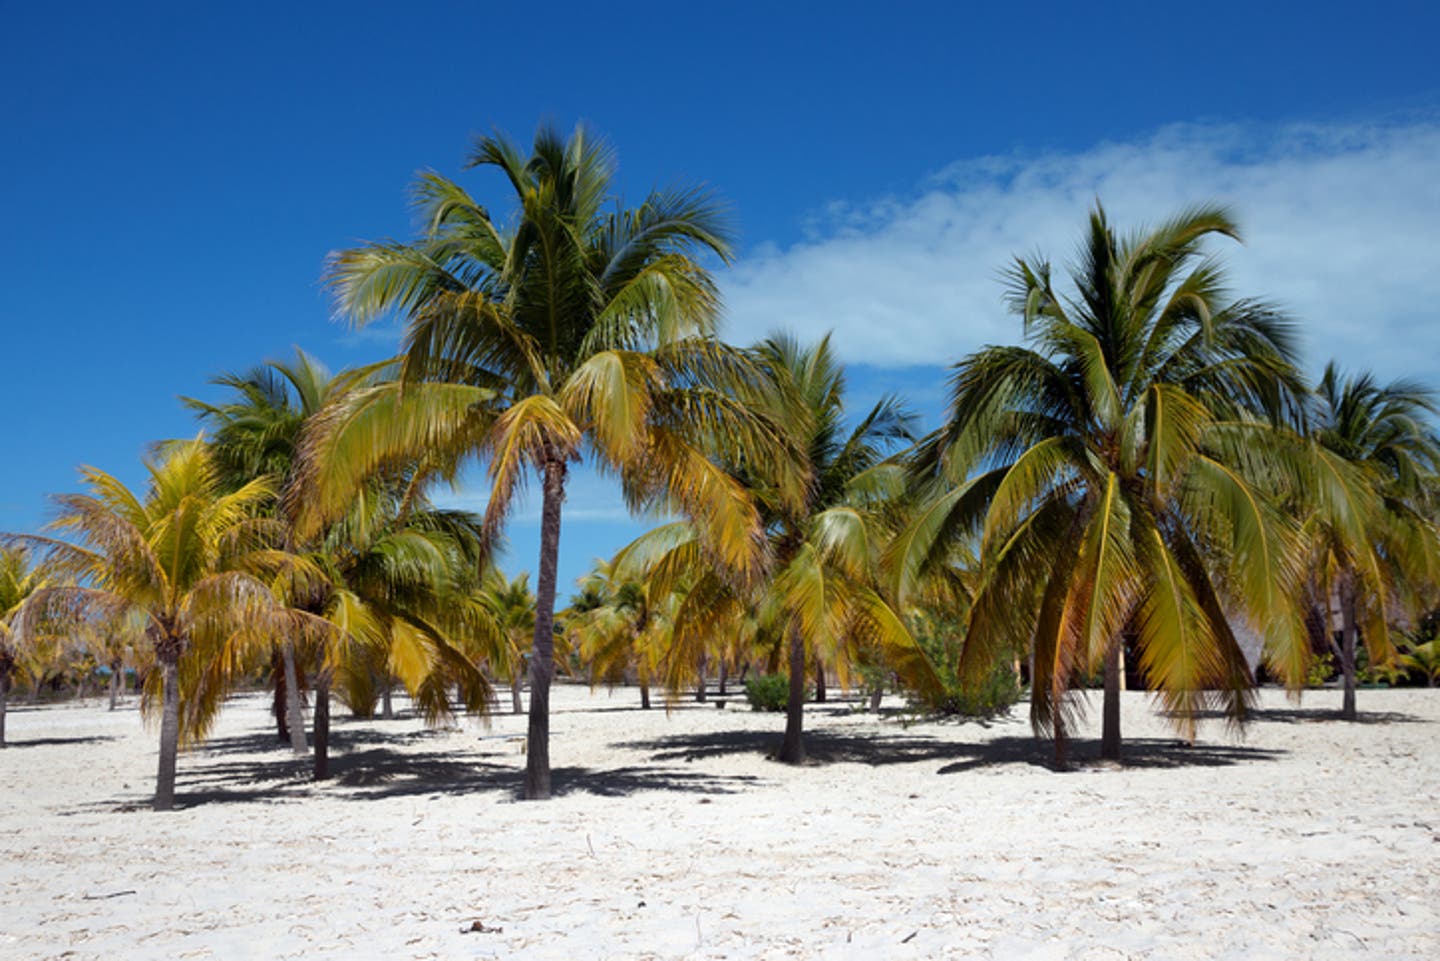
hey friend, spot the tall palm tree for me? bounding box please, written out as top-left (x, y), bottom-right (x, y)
top-left (619, 334), bottom-right (931, 763)
top-left (305, 124), bottom-right (796, 799)
top-left (0, 546), bottom-right (51, 746)
top-left (5, 438), bottom-right (281, 809)
top-left (902, 203), bottom-right (1309, 762)
top-left (1301, 363), bottom-right (1440, 719)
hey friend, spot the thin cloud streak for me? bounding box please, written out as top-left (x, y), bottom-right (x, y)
top-left (722, 117), bottom-right (1440, 382)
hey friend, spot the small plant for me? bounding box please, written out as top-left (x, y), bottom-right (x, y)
top-left (743, 673), bottom-right (791, 712)
top-left (1306, 653), bottom-right (1335, 688)
top-left (906, 631), bottom-right (1022, 718)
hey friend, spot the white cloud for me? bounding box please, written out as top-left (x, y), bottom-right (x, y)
top-left (721, 117), bottom-right (1440, 382)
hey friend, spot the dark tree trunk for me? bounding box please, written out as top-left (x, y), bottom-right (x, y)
top-left (108, 659), bottom-right (122, 711)
top-left (639, 663), bottom-right (652, 710)
top-left (717, 659), bottom-right (728, 696)
top-left (381, 679), bottom-right (394, 719)
top-left (510, 667), bottom-right (524, 715)
top-left (1101, 635), bottom-right (1122, 762)
top-left (778, 626), bottom-right (807, 764)
top-left (814, 661), bottom-right (827, 703)
top-left (155, 653), bottom-right (181, 812)
top-left (0, 669), bottom-right (10, 748)
top-left (695, 654), bottom-right (708, 702)
top-left (523, 456), bottom-right (566, 801)
top-left (1340, 581), bottom-right (1359, 722)
top-left (271, 648), bottom-right (290, 741)
top-left (869, 685), bottom-right (883, 712)
top-left (282, 641), bottom-right (308, 754)
top-left (313, 673), bottom-right (331, 781)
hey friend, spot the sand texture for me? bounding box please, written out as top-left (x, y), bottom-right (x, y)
top-left (1, 685), bottom-right (1437, 960)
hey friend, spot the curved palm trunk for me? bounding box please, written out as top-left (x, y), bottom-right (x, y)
top-left (1101, 636), bottom-right (1122, 762)
top-left (523, 458), bottom-right (565, 801)
top-left (778, 626), bottom-right (807, 764)
top-left (155, 653), bottom-right (181, 812)
top-left (313, 672), bottom-right (332, 781)
top-left (282, 641), bottom-right (308, 754)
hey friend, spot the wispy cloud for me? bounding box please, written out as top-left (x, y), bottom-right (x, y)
top-left (722, 117), bottom-right (1440, 382)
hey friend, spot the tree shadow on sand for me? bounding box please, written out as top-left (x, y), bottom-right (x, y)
top-left (75, 732), bottom-right (764, 811)
top-left (3, 735), bottom-right (118, 749)
top-left (1182, 705), bottom-right (1426, 726)
top-left (615, 728), bottom-right (1286, 773)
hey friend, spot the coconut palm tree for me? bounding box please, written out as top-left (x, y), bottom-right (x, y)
top-left (619, 334), bottom-right (931, 763)
top-left (305, 124), bottom-right (797, 799)
top-left (0, 546), bottom-right (52, 746)
top-left (569, 557), bottom-right (673, 709)
top-left (902, 203), bottom-right (1310, 763)
top-left (185, 348), bottom-right (376, 752)
top-left (5, 438), bottom-right (282, 809)
top-left (1299, 363), bottom-right (1440, 719)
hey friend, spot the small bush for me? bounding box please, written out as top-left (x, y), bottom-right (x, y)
top-left (744, 674), bottom-right (791, 712)
top-left (1306, 653), bottom-right (1335, 688)
top-left (907, 632), bottom-right (1022, 718)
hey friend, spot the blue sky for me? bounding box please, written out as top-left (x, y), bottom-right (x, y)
top-left (4, 1), bottom-right (1439, 593)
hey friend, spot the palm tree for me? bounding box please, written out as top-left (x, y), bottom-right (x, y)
top-left (305, 124), bottom-right (795, 799)
top-left (6, 438), bottom-right (280, 809)
top-left (0, 546), bottom-right (51, 746)
top-left (1300, 363), bottom-right (1440, 719)
top-left (475, 569), bottom-right (537, 714)
top-left (569, 557), bottom-right (671, 709)
top-left (902, 203), bottom-right (1309, 763)
top-left (620, 334), bottom-right (931, 763)
top-left (185, 348), bottom-right (375, 752)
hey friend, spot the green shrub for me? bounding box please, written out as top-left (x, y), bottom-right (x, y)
top-left (907, 632), bottom-right (1022, 718)
top-left (1306, 653), bottom-right (1335, 688)
top-left (744, 673), bottom-right (791, 712)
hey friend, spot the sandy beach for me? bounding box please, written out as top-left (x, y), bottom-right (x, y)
top-left (1, 685), bottom-right (1436, 960)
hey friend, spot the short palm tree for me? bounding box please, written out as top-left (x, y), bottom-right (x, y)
top-left (620, 334), bottom-right (931, 763)
top-left (1299, 363), bottom-right (1440, 718)
top-left (903, 203), bottom-right (1309, 762)
top-left (6, 438), bottom-right (280, 809)
top-left (569, 557), bottom-right (671, 709)
top-left (305, 124), bottom-right (795, 799)
top-left (0, 546), bottom-right (51, 746)
top-left (185, 348), bottom-right (375, 751)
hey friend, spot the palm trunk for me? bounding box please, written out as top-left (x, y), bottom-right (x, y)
top-left (282, 641), bottom-right (308, 754)
top-left (814, 661), bottom-right (827, 703)
top-left (778, 626), bottom-right (807, 764)
top-left (381, 680), bottom-right (394, 719)
top-left (155, 653), bottom-right (181, 812)
top-left (510, 666), bottom-right (524, 715)
top-left (1340, 580), bottom-right (1359, 722)
top-left (695, 654), bottom-right (708, 702)
top-left (313, 673), bottom-right (331, 781)
top-left (523, 456), bottom-right (565, 801)
top-left (108, 660), bottom-right (122, 711)
top-left (869, 684), bottom-right (883, 712)
top-left (0, 670), bottom-right (10, 748)
top-left (639, 662), bottom-right (652, 710)
top-left (717, 659), bottom-right (728, 697)
top-left (1101, 635), bottom-right (1122, 762)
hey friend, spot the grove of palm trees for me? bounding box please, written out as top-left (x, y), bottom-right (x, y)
top-left (4, 123), bottom-right (1438, 960)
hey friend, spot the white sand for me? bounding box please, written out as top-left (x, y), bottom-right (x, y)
top-left (1, 684), bottom-right (1436, 960)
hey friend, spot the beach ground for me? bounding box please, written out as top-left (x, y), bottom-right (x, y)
top-left (1, 684), bottom-right (1436, 960)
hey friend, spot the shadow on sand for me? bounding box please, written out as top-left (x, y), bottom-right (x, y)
top-left (1183, 705), bottom-right (1427, 726)
top-left (2, 735), bottom-right (119, 749)
top-left (613, 727), bottom-right (1287, 773)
